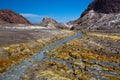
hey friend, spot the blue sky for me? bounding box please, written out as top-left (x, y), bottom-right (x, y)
top-left (0, 0), bottom-right (93, 23)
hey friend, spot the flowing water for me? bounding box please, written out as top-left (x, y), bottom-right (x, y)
top-left (0, 32), bottom-right (82, 80)
top-left (0, 32), bottom-right (120, 80)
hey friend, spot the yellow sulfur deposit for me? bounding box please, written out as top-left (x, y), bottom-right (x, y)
top-left (36, 39), bottom-right (45, 43)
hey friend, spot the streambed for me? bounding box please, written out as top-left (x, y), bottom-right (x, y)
top-left (0, 32), bottom-right (81, 80)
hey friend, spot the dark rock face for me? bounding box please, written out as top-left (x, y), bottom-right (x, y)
top-left (0, 19), bottom-right (8, 24)
top-left (81, 0), bottom-right (120, 17)
top-left (0, 9), bottom-right (31, 24)
top-left (70, 0), bottom-right (120, 30)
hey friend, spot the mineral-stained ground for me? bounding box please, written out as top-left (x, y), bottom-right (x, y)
top-left (0, 27), bottom-right (120, 80)
top-left (22, 30), bottom-right (120, 80)
top-left (0, 26), bottom-right (74, 74)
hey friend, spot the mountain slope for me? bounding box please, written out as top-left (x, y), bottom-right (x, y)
top-left (70, 0), bottom-right (120, 30)
top-left (0, 9), bottom-right (31, 24)
top-left (81, 0), bottom-right (120, 17)
top-left (36, 17), bottom-right (69, 29)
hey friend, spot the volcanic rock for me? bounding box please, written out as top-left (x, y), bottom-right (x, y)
top-left (81, 0), bottom-right (120, 17)
top-left (0, 9), bottom-right (31, 24)
top-left (37, 17), bottom-right (68, 29)
top-left (70, 0), bottom-right (120, 30)
top-left (0, 19), bottom-right (8, 24)
top-left (37, 17), bottom-right (57, 28)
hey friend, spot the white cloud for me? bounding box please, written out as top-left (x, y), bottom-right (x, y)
top-left (20, 13), bottom-right (78, 23)
top-left (20, 13), bottom-right (43, 18)
top-left (20, 13), bottom-right (47, 23)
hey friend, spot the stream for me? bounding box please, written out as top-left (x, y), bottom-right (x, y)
top-left (0, 32), bottom-right (82, 80)
top-left (0, 32), bottom-right (120, 80)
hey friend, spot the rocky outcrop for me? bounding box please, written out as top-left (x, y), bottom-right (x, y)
top-left (0, 9), bottom-right (31, 24)
top-left (37, 17), bottom-right (58, 28)
top-left (81, 0), bottom-right (120, 17)
top-left (70, 0), bottom-right (120, 30)
top-left (71, 10), bottom-right (120, 30)
top-left (42, 17), bottom-right (58, 25)
top-left (37, 17), bottom-right (69, 29)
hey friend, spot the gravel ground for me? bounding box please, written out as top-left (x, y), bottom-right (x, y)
top-left (0, 26), bottom-right (72, 46)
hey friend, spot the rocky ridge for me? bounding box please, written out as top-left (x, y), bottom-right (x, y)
top-left (70, 0), bottom-right (120, 30)
top-left (37, 17), bottom-right (69, 29)
top-left (0, 9), bottom-right (31, 25)
top-left (81, 0), bottom-right (120, 17)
